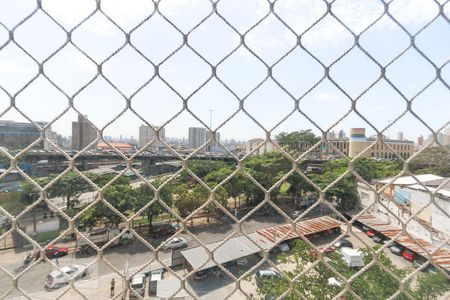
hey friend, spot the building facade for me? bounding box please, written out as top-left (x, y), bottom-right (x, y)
top-left (357, 174), bottom-right (449, 245)
top-left (139, 124), bottom-right (165, 151)
top-left (245, 138), bottom-right (277, 155)
top-left (0, 120), bottom-right (48, 149)
top-left (206, 131), bottom-right (223, 153)
top-left (71, 115), bottom-right (97, 150)
top-left (188, 127), bottom-right (207, 149)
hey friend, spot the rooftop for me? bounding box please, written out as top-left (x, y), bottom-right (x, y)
top-left (355, 213), bottom-right (450, 271)
top-left (376, 174), bottom-right (444, 186)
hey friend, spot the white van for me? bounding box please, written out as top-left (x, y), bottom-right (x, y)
top-left (148, 268), bottom-right (164, 296)
top-left (340, 247), bottom-right (365, 268)
top-left (129, 273), bottom-right (146, 299)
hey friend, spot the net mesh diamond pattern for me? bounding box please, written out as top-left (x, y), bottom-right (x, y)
top-left (0, 0), bottom-right (449, 299)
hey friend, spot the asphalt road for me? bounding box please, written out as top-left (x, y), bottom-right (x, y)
top-left (0, 211), bottom-right (290, 298)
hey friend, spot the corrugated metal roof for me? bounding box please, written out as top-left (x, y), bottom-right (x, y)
top-left (181, 216), bottom-right (343, 271)
top-left (376, 174), bottom-right (443, 185)
top-left (407, 184), bottom-right (450, 198)
top-left (355, 214), bottom-right (450, 271)
top-left (255, 216), bottom-right (344, 244)
top-left (180, 233), bottom-right (273, 271)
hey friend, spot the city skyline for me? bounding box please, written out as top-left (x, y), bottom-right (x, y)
top-left (0, 0), bottom-right (449, 142)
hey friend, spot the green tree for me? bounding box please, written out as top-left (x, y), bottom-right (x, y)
top-left (243, 152), bottom-right (291, 204)
top-left (258, 240), bottom-right (450, 300)
top-left (78, 184), bottom-right (135, 228)
top-left (203, 185), bottom-right (229, 223)
top-left (276, 130), bottom-right (320, 150)
top-left (174, 184), bottom-right (206, 225)
top-left (205, 167), bottom-right (246, 216)
top-left (88, 173), bottom-right (130, 187)
top-left (134, 179), bottom-right (173, 234)
top-left (411, 146), bottom-right (450, 176)
top-left (47, 172), bottom-right (93, 210)
top-left (412, 272), bottom-right (450, 300)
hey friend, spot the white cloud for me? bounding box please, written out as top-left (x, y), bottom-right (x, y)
top-left (0, 61), bottom-right (28, 73)
top-left (314, 92), bottom-right (337, 101)
top-left (69, 55), bottom-right (96, 72)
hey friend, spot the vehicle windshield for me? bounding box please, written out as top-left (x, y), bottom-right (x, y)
top-left (131, 283), bottom-right (143, 289)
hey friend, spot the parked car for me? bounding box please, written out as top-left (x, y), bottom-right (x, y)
top-left (327, 277), bottom-right (344, 287)
top-left (36, 245), bottom-right (69, 260)
top-left (291, 210), bottom-right (301, 218)
top-left (402, 249), bottom-right (416, 262)
top-left (372, 235), bottom-right (384, 244)
top-left (367, 230), bottom-right (376, 238)
top-left (236, 258), bottom-right (249, 267)
top-left (413, 259), bottom-right (438, 274)
top-left (278, 243), bottom-right (290, 253)
top-left (172, 223), bottom-right (182, 230)
top-left (255, 269), bottom-right (281, 287)
top-left (161, 237), bottom-right (188, 250)
top-left (129, 273), bottom-right (146, 299)
top-left (148, 268), bottom-right (164, 296)
top-left (193, 269), bottom-right (209, 280)
top-left (389, 244), bottom-right (405, 256)
top-left (311, 247), bottom-right (335, 258)
top-left (45, 265), bottom-right (87, 289)
top-left (333, 239), bottom-right (353, 249)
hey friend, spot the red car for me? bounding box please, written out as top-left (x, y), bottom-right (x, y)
top-left (402, 249), bottom-right (416, 262)
top-left (311, 247), bottom-right (335, 258)
top-left (367, 230), bottom-right (376, 238)
top-left (35, 245), bottom-right (69, 259)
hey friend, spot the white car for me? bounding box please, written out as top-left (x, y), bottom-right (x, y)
top-left (161, 237), bottom-right (188, 250)
top-left (278, 243), bottom-right (290, 253)
top-left (327, 277), bottom-right (344, 287)
top-left (45, 265), bottom-right (87, 289)
top-left (291, 210), bottom-right (301, 218)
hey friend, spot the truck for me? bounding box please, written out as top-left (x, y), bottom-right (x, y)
top-left (77, 227), bottom-right (133, 254)
top-left (340, 247), bottom-right (365, 269)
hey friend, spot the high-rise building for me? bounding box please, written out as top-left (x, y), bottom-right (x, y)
top-left (188, 127), bottom-right (207, 149)
top-left (338, 130), bottom-right (345, 139)
top-left (397, 132), bottom-right (404, 141)
top-left (417, 135), bottom-right (424, 147)
top-left (207, 131), bottom-right (222, 153)
top-left (71, 114), bottom-right (97, 150)
top-left (0, 120), bottom-right (48, 149)
top-left (437, 132), bottom-right (446, 145)
top-left (444, 128), bottom-right (450, 146)
top-left (327, 131), bottom-right (336, 139)
top-left (139, 124), bottom-right (165, 151)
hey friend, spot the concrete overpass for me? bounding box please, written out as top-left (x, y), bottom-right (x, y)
top-left (7, 152), bottom-right (237, 176)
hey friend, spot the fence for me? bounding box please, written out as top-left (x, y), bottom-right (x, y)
top-left (0, 0), bottom-right (449, 299)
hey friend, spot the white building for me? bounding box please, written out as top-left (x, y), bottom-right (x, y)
top-left (207, 131), bottom-right (223, 153)
top-left (188, 127), bottom-right (207, 149)
top-left (245, 138), bottom-right (278, 155)
top-left (139, 124), bottom-right (165, 151)
top-left (357, 174), bottom-right (450, 245)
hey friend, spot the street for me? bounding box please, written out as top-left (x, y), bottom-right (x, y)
top-left (0, 211), bottom-right (288, 299)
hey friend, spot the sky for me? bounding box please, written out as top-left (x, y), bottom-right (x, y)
top-left (0, 0), bottom-right (449, 143)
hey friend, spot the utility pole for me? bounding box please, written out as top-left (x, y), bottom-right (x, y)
top-left (208, 109), bottom-right (213, 159)
top-left (209, 109), bottom-right (213, 130)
